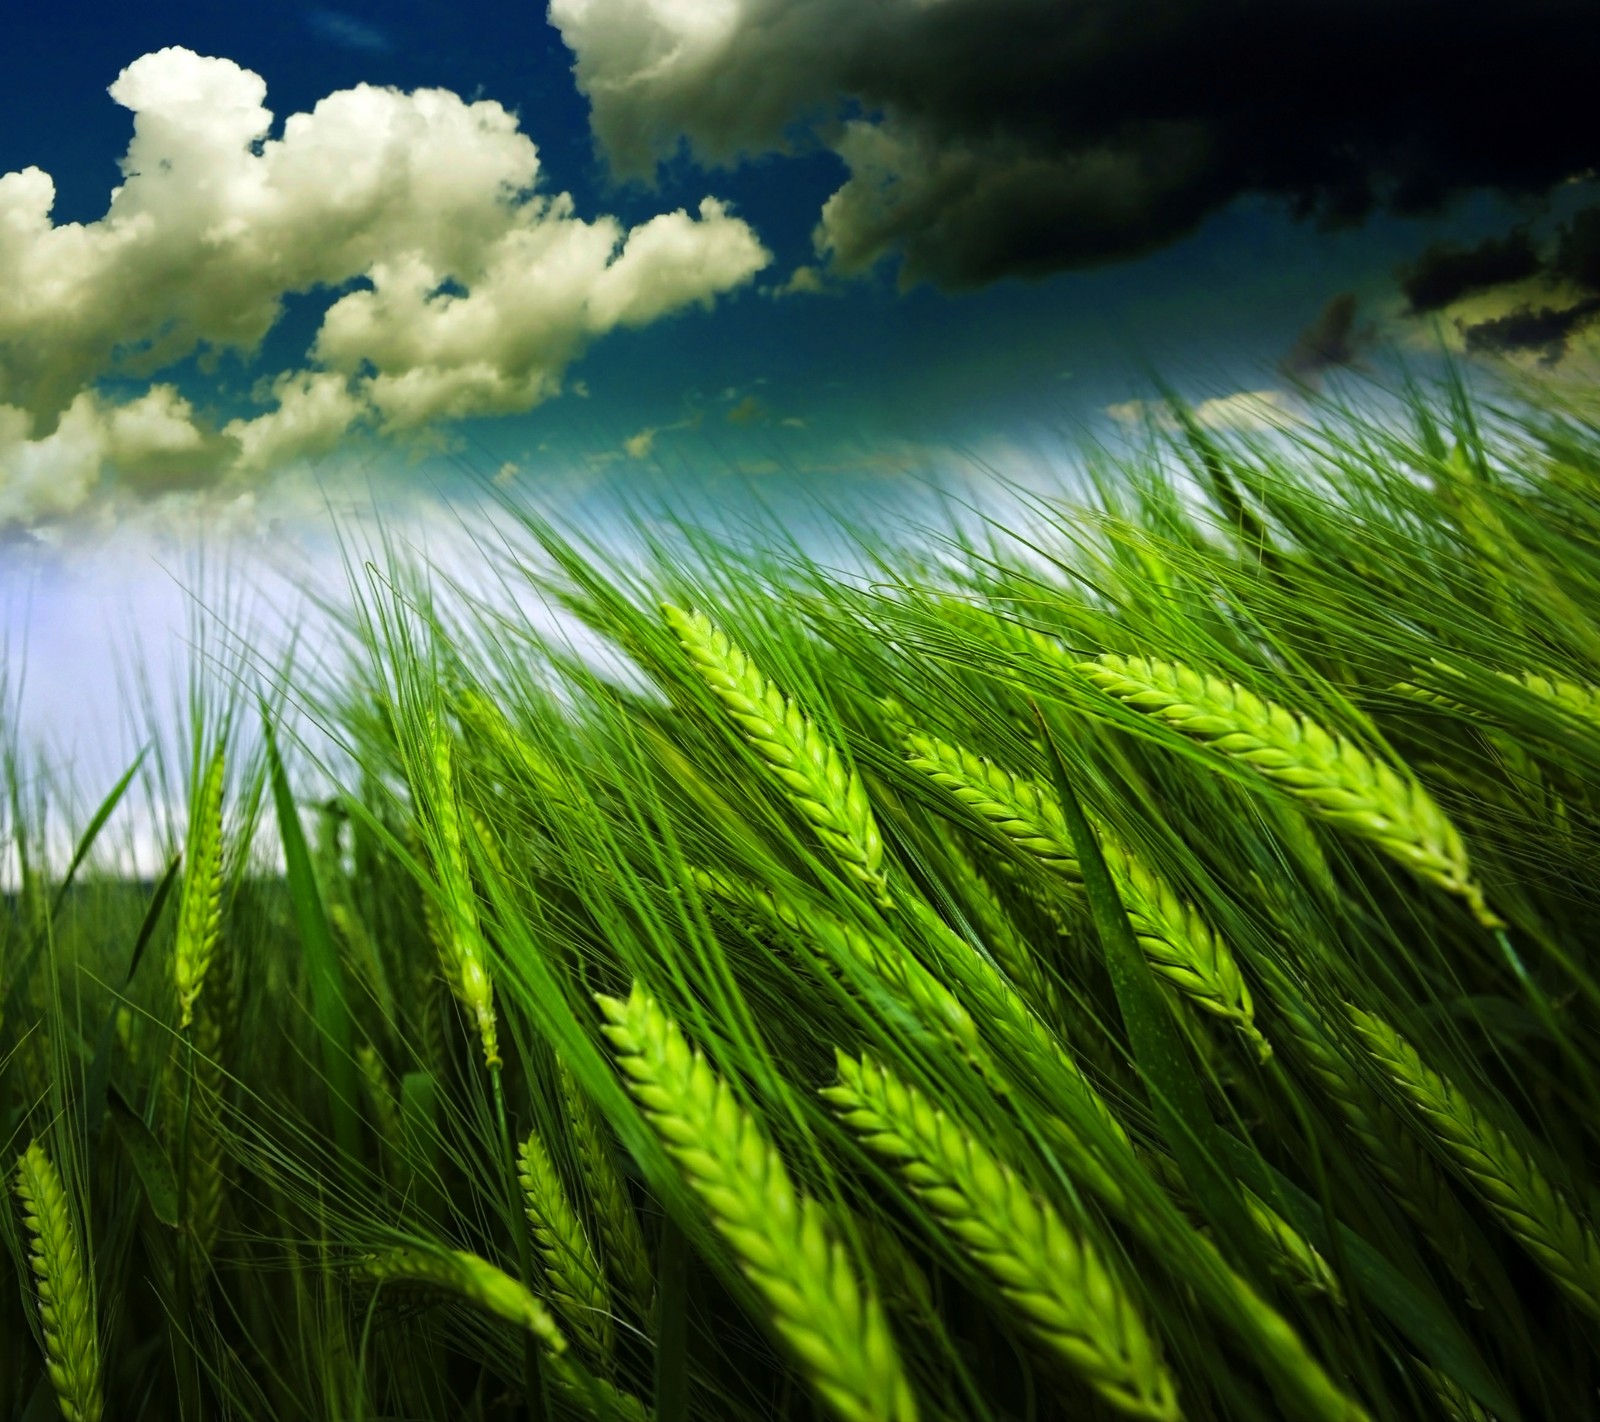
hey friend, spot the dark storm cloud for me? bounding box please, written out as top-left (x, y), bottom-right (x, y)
top-left (552, 0), bottom-right (1600, 290)
top-left (1279, 293), bottom-right (1377, 385)
top-left (1384, 204), bottom-right (1600, 365)
top-left (1553, 208), bottom-right (1600, 292)
top-left (1400, 231), bottom-right (1543, 315)
top-left (1462, 298), bottom-right (1600, 365)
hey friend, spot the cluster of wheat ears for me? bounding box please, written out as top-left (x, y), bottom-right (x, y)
top-left (3, 370), bottom-right (1599, 1421)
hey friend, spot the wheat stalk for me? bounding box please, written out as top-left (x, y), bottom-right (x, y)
top-left (823, 1051), bottom-right (1178, 1421)
top-left (518, 1128), bottom-right (614, 1362)
top-left (663, 604), bottom-right (890, 904)
top-left (597, 982), bottom-right (919, 1422)
top-left (558, 1064), bottom-right (655, 1322)
top-left (173, 747), bottom-right (226, 1031)
top-left (14, 1141), bottom-right (102, 1422)
top-left (1346, 1005), bottom-right (1600, 1320)
top-left (183, 1000), bottom-right (227, 1259)
top-left (1076, 654), bottom-right (1501, 928)
top-left (356, 1244), bottom-right (568, 1353)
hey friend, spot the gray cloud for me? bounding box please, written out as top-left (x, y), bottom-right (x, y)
top-left (1279, 293), bottom-right (1378, 387)
top-left (1385, 204), bottom-right (1600, 366)
top-left (1462, 298), bottom-right (1600, 365)
top-left (1400, 231), bottom-right (1543, 315)
top-left (551, 0), bottom-right (1600, 290)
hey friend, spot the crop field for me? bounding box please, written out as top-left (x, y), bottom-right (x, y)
top-left (3, 369), bottom-right (1599, 1421)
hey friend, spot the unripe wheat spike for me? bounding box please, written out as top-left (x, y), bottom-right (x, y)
top-left (1347, 1005), bottom-right (1600, 1321)
top-left (905, 731), bottom-right (1083, 884)
top-left (664, 604), bottom-right (890, 904)
top-left (824, 1051), bottom-right (1179, 1421)
top-left (1076, 654), bottom-right (1501, 927)
top-left (357, 1245), bottom-right (567, 1352)
top-left (173, 747), bottom-right (226, 1031)
top-left (518, 1128), bottom-right (614, 1362)
top-left (694, 867), bottom-right (986, 1071)
top-left (15, 1142), bottom-right (102, 1422)
top-left (422, 718), bottom-right (501, 1071)
top-left (598, 982), bottom-right (919, 1422)
top-left (906, 731), bottom-right (1266, 1058)
top-left (558, 1064), bottom-right (655, 1322)
top-left (1277, 1000), bottom-right (1483, 1297)
top-left (1096, 833), bottom-right (1269, 1061)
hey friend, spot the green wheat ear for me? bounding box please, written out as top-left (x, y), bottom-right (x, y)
top-left (905, 730), bottom-right (1266, 1059)
top-left (597, 982), bottom-right (919, 1422)
top-left (663, 603), bottom-right (890, 904)
top-left (1346, 1005), bottom-right (1600, 1321)
top-left (356, 1244), bottom-right (568, 1352)
top-left (173, 747), bottom-right (226, 1031)
top-left (824, 1051), bottom-right (1178, 1421)
top-left (1076, 654), bottom-right (1501, 928)
top-left (694, 867), bottom-right (987, 1071)
top-left (1277, 999), bottom-right (1484, 1298)
top-left (518, 1128), bottom-right (614, 1363)
top-left (421, 717), bottom-right (500, 1071)
top-left (557, 1064), bottom-right (655, 1322)
top-left (15, 1141), bottom-right (102, 1422)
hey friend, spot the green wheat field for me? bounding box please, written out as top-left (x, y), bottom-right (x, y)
top-left (4, 366), bottom-right (1600, 1421)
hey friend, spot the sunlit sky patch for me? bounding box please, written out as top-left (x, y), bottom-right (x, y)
top-left (3, 0), bottom-right (1598, 766)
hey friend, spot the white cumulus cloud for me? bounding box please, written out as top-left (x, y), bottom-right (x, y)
top-left (1106, 389), bottom-right (1302, 433)
top-left (0, 47), bottom-right (771, 528)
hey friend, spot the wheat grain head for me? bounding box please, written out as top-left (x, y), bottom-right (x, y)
top-left (905, 731), bottom-right (1266, 1058)
top-left (824, 1051), bottom-right (1178, 1421)
top-left (663, 604), bottom-right (890, 904)
top-left (1346, 1005), bottom-right (1600, 1320)
top-left (597, 982), bottom-right (919, 1422)
top-left (357, 1244), bottom-right (568, 1352)
top-left (1077, 654), bottom-right (1501, 928)
top-left (421, 719), bottom-right (501, 1071)
top-left (14, 1141), bottom-right (102, 1422)
top-left (173, 747), bottom-right (226, 1031)
top-left (518, 1128), bottom-right (614, 1362)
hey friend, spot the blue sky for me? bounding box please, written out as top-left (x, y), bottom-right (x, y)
top-left (2, 0), bottom-right (1598, 771)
